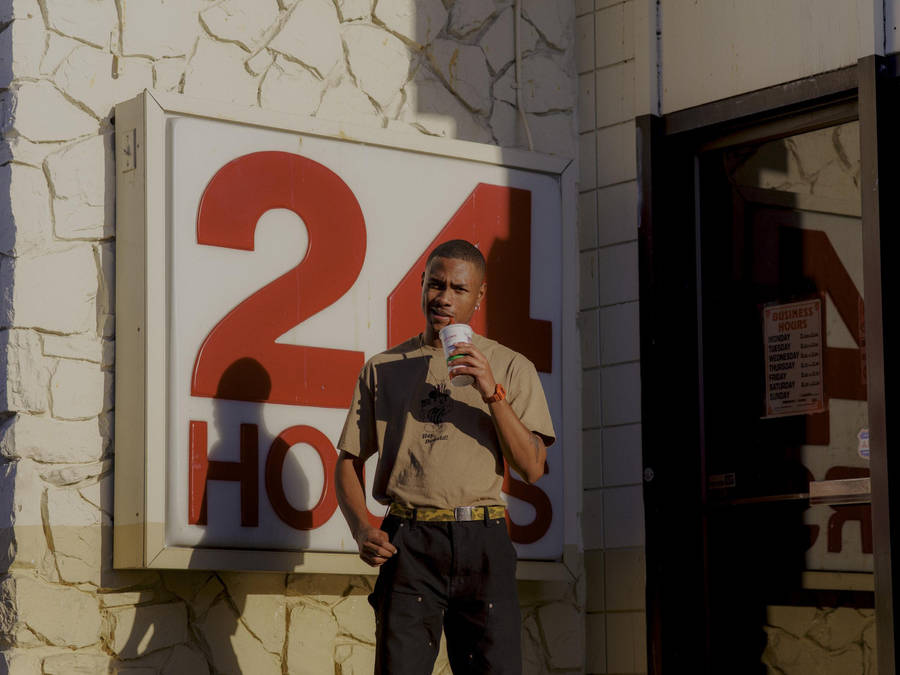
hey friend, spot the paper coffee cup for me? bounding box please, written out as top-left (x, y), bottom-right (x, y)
top-left (439, 323), bottom-right (474, 387)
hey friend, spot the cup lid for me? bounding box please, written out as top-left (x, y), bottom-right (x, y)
top-left (439, 323), bottom-right (472, 334)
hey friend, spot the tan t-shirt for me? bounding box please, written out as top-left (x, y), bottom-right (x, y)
top-left (337, 334), bottom-right (556, 509)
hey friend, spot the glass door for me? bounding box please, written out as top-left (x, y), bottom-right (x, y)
top-left (698, 120), bottom-right (877, 674)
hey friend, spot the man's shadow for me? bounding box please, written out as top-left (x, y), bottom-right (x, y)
top-left (113, 358), bottom-right (306, 673)
top-left (190, 357), bottom-right (307, 674)
top-left (363, 350), bottom-right (501, 502)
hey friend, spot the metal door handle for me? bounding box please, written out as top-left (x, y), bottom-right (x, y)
top-left (809, 477), bottom-right (871, 505)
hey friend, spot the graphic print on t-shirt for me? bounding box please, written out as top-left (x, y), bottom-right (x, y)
top-left (420, 383), bottom-right (451, 444)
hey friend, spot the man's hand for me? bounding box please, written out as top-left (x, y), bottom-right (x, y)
top-left (355, 525), bottom-right (398, 567)
top-left (336, 452), bottom-right (399, 566)
top-left (447, 341), bottom-right (496, 399)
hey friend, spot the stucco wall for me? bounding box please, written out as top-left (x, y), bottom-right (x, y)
top-left (0, 0), bottom-right (582, 672)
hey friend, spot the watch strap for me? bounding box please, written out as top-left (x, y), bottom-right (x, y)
top-left (483, 383), bottom-right (506, 403)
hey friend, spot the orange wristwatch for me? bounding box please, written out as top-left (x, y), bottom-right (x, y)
top-left (483, 383), bottom-right (506, 403)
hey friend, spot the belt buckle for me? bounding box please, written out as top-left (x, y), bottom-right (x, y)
top-left (454, 506), bottom-right (474, 521)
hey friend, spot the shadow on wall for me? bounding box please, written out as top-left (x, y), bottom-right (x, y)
top-left (400, 0), bottom-right (567, 151)
top-left (2, 0), bottom-right (18, 671)
top-left (105, 359), bottom-right (302, 674)
top-left (0, 427), bottom-right (15, 675)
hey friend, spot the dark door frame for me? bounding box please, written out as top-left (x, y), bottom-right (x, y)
top-left (638, 56), bottom-right (899, 674)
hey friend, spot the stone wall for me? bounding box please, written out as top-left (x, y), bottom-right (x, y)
top-left (0, 0), bottom-right (581, 672)
top-left (763, 606), bottom-right (876, 675)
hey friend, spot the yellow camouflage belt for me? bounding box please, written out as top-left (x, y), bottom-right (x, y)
top-left (388, 503), bottom-right (507, 522)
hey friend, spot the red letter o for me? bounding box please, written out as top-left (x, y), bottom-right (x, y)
top-left (265, 425), bottom-right (338, 530)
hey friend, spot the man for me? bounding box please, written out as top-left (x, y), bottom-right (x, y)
top-left (335, 239), bottom-right (555, 674)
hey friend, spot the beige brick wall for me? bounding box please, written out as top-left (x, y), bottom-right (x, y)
top-left (576, 1), bottom-right (647, 673)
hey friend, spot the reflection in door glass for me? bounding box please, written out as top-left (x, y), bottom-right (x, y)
top-left (702, 121), bottom-right (875, 674)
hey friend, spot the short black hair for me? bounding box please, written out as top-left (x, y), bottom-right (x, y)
top-left (425, 239), bottom-right (486, 277)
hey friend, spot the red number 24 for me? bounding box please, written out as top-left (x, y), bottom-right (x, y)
top-left (189, 152), bottom-right (552, 543)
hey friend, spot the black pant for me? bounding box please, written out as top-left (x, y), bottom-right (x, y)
top-left (369, 514), bottom-right (522, 674)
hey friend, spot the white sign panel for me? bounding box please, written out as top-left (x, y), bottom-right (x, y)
top-left (113, 92), bottom-right (578, 571)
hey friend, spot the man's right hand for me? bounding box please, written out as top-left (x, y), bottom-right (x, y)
top-left (355, 526), bottom-right (398, 567)
top-left (335, 452), bottom-right (398, 566)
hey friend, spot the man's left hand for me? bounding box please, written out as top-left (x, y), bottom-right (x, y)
top-left (447, 341), bottom-right (496, 400)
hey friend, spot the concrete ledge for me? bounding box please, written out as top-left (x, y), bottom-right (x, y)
top-left (132, 544), bottom-right (573, 580)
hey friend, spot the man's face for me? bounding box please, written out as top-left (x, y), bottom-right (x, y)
top-left (421, 256), bottom-right (486, 336)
